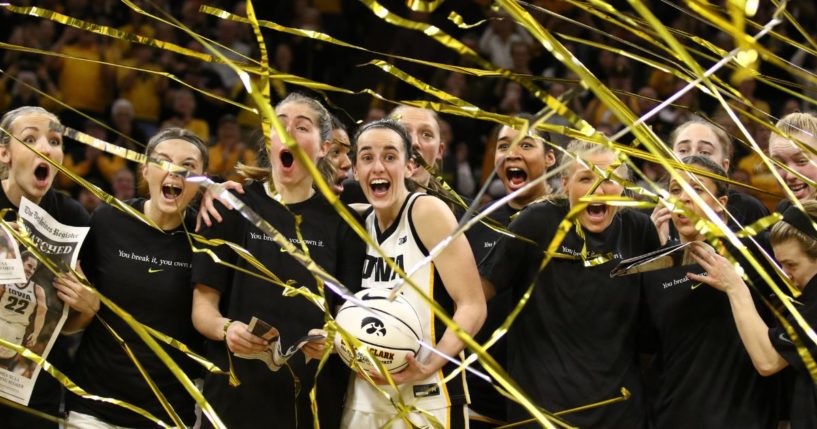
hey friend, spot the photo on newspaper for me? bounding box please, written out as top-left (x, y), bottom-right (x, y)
top-left (610, 241), bottom-right (714, 277)
top-left (0, 197), bottom-right (89, 405)
top-left (235, 316), bottom-right (326, 372)
top-left (0, 224), bottom-right (27, 285)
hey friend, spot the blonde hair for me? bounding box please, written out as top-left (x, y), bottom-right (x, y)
top-left (560, 140), bottom-right (628, 181)
top-left (771, 200), bottom-right (817, 259)
top-left (775, 112), bottom-right (817, 143)
top-left (0, 106), bottom-right (61, 179)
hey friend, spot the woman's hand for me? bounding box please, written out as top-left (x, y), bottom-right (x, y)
top-left (650, 204), bottom-right (672, 246)
top-left (225, 320), bottom-right (268, 354)
top-left (196, 180), bottom-right (245, 231)
top-left (686, 241), bottom-right (746, 294)
top-left (362, 353), bottom-right (433, 386)
top-left (301, 328), bottom-right (329, 360)
top-left (53, 263), bottom-right (99, 316)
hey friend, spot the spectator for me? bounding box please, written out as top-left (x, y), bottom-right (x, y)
top-left (207, 114), bottom-right (256, 182)
top-left (111, 168), bottom-right (136, 201)
top-left (58, 120), bottom-right (126, 191)
top-left (117, 45), bottom-right (167, 138)
top-left (478, 10), bottom-right (533, 70)
top-left (161, 88), bottom-right (210, 142)
top-left (48, 28), bottom-right (113, 128)
top-left (110, 98), bottom-right (147, 153)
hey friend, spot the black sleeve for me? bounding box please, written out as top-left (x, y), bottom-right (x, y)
top-left (190, 202), bottom-right (239, 294)
top-left (57, 192), bottom-right (91, 226)
top-left (79, 207), bottom-right (102, 285)
top-left (776, 199), bottom-right (792, 214)
top-left (480, 206), bottom-right (547, 295)
top-left (769, 321), bottom-right (817, 372)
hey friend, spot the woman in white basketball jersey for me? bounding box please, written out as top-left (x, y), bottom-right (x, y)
top-left (342, 118), bottom-right (486, 428)
top-left (0, 251), bottom-right (46, 368)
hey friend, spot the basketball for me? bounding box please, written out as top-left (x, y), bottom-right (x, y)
top-left (334, 288), bottom-right (423, 373)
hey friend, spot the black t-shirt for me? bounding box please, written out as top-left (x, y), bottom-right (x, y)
top-left (68, 200), bottom-right (203, 427)
top-left (191, 181), bottom-right (365, 429)
top-left (727, 190), bottom-right (770, 227)
top-left (464, 201), bottom-right (518, 421)
top-left (481, 199), bottom-right (660, 428)
top-left (769, 275), bottom-right (817, 429)
top-left (641, 239), bottom-right (779, 429)
top-left (0, 187), bottom-right (89, 429)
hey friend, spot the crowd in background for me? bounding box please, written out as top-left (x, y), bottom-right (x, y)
top-left (0, 0), bottom-right (815, 210)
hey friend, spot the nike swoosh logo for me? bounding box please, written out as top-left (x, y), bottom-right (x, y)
top-left (148, 268), bottom-right (164, 274)
top-left (779, 333), bottom-right (793, 345)
top-left (690, 282), bottom-right (703, 290)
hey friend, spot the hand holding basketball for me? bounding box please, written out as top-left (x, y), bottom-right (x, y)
top-left (363, 352), bottom-right (433, 385)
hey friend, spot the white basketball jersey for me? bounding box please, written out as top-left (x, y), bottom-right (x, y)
top-left (0, 281), bottom-right (37, 326)
top-left (347, 193), bottom-right (457, 413)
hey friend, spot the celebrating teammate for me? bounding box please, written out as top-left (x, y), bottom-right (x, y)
top-left (0, 106), bottom-right (90, 429)
top-left (465, 115), bottom-right (556, 427)
top-left (769, 112), bottom-right (817, 204)
top-left (481, 140), bottom-right (661, 427)
top-left (191, 93), bottom-right (365, 429)
top-left (652, 119), bottom-right (769, 245)
top-left (642, 155), bottom-right (779, 427)
top-left (341, 119), bottom-right (485, 428)
top-left (61, 128), bottom-right (208, 427)
top-left (689, 200), bottom-right (817, 429)
top-left (318, 115), bottom-right (352, 196)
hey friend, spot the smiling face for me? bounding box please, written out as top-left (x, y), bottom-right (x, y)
top-left (22, 255), bottom-right (37, 280)
top-left (769, 131), bottom-right (817, 201)
top-left (269, 101), bottom-right (327, 189)
top-left (325, 128), bottom-right (352, 194)
top-left (353, 127), bottom-right (411, 213)
top-left (495, 125), bottom-right (555, 207)
top-left (773, 239), bottom-right (817, 290)
top-left (393, 107), bottom-right (443, 185)
top-left (561, 150), bottom-right (624, 233)
top-left (672, 123), bottom-right (729, 170)
top-left (668, 172), bottom-right (728, 243)
top-left (0, 112), bottom-right (64, 204)
top-left (143, 138), bottom-right (204, 215)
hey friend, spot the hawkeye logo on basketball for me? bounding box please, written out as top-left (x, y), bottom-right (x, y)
top-left (362, 255), bottom-right (404, 282)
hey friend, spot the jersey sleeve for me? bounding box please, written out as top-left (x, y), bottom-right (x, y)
top-left (190, 199), bottom-right (240, 294)
top-left (480, 204), bottom-right (549, 294)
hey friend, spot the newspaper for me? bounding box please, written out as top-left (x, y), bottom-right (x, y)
top-left (234, 317), bottom-right (326, 372)
top-left (610, 242), bottom-right (693, 277)
top-left (0, 197), bottom-right (89, 405)
top-left (610, 241), bottom-right (714, 277)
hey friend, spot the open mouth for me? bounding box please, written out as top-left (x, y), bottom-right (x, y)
top-left (370, 179), bottom-right (390, 197)
top-left (586, 203), bottom-right (608, 220)
top-left (789, 182), bottom-right (808, 196)
top-left (506, 167), bottom-right (528, 187)
top-left (334, 174), bottom-right (346, 192)
top-left (161, 183), bottom-right (182, 200)
top-left (280, 150), bottom-right (294, 168)
top-left (34, 164), bottom-right (49, 182)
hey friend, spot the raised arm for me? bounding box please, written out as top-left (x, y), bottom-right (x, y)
top-left (686, 242), bottom-right (788, 375)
